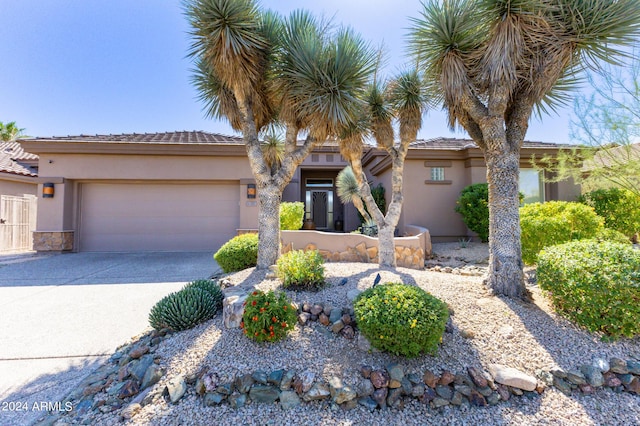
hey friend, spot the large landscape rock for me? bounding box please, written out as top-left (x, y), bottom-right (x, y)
top-left (488, 364), bottom-right (537, 392)
top-left (223, 294), bottom-right (247, 328)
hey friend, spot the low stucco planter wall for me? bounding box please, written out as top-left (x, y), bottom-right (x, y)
top-left (281, 226), bottom-right (431, 270)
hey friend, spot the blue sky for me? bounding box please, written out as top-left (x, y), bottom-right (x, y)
top-left (1, 0), bottom-right (574, 143)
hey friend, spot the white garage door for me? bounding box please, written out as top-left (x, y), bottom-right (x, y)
top-left (79, 182), bottom-right (239, 251)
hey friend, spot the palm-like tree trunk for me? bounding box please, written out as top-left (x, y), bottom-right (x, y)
top-left (484, 143), bottom-right (526, 299)
top-left (348, 141), bottom-right (409, 268)
top-left (256, 184), bottom-right (282, 267)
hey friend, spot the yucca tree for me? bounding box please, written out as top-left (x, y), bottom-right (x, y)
top-left (0, 121), bottom-right (24, 141)
top-left (409, 0), bottom-right (640, 299)
top-left (186, 0), bottom-right (376, 268)
top-left (341, 69), bottom-right (428, 267)
top-left (336, 165), bottom-right (372, 224)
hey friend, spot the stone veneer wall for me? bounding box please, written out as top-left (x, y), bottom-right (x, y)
top-left (281, 226), bottom-right (431, 270)
top-left (33, 231), bottom-right (74, 252)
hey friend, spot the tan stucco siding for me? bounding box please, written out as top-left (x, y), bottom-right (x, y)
top-left (401, 159), bottom-right (469, 240)
top-left (0, 180), bottom-right (37, 197)
top-left (37, 154), bottom-right (254, 181)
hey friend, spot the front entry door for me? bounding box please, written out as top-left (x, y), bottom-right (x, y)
top-left (307, 190), bottom-right (334, 229)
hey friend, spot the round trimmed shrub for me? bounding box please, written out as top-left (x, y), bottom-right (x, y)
top-left (455, 183), bottom-right (490, 242)
top-left (590, 228), bottom-right (633, 246)
top-left (538, 240), bottom-right (640, 338)
top-left (149, 287), bottom-right (218, 331)
top-left (520, 201), bottom-right (604, 264)
top-left (277, 249), bottom-right (326, 291)
top-left (579, 188), bottom-right (640, 239)
top-left (214, 233), bottom-right (259, 273)
top-left (183, 279), bottom-right (224, 308)
top-left (353, 283), bottom-right (449, 357)
top-left (280, 202), bottom-right (305, 230)
top-left (241, 290), bottom-right (297, 343)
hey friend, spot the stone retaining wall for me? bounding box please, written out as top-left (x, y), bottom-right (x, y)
top-left (33, 230), bottom-right (74, 252)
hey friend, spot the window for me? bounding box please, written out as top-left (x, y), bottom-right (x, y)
top-left (519, 169), bottom-right (545, 204)
top-left (430, 167), bottom-right (445, 181)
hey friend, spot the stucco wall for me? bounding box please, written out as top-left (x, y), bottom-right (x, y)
top-left (0, 179), bottom-right (37, 197)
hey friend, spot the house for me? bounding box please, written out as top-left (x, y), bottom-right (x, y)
top-left (0, 141), bottom-right (39, 252)
top-left (15, 131), bottom-right (579, 252)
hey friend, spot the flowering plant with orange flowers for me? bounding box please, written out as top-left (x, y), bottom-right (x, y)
top-left (241, 290), bottom-right (297, 343)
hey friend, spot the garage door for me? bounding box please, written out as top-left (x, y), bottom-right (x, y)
top-left (79, 182), bottom-right (239, 251)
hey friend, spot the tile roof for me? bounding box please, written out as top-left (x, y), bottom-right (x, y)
top-left (409, 137), bottom-right (571, 150)
top-left (0, 141), bottom-right (38, 177)
top-left (25, 131), bottom-right (244, 144)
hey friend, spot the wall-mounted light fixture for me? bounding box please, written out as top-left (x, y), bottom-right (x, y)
top-left (247, 183), bottom-right (256, 199)
top-left (43, 182), bottom-right (55, 198)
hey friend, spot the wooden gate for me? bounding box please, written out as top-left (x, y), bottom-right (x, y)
top-left (0, 195), bottom-right (37, 252)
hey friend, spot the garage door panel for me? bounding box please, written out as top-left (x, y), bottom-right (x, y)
top-left (80, 183), bottom-right (240, 251)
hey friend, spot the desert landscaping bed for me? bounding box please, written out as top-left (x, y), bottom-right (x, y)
top-left (40, 244), bottom-right (639, 426)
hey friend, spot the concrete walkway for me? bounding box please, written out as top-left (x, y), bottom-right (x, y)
top-left (0, 252), bottom-right (220, 426)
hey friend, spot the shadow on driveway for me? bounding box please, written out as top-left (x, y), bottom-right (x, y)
top-left (0, 251), bottom-right (220, 426)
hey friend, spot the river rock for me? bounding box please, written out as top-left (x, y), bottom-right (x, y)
top-left (438, 370), bottom-right (455, 386)
top-left (228, 392), bottom-right (247, 409)
top-left (372, 388), bottom-right (388, 408)
top-left (280, 370), bottom-right (296, 391)
top-left (294, 371), bottom-right (315, 394)
top-left (303, 383), bottom-right (331, 401)
top-left (249, 385), bottom-right (280, 403)
top-left (423, 370), bottom-right (438, 388)
top-left (609, 358), bottom-right (628, 374)
top-left (488, 364), bottom-right (537, 391)
top-left (279, 391), bottom-right (301, 409)
top-left (580, 365), bottom-right (605, 387)
top-left (203, 392), bottom-right (225, 406)
top-left (141, 365), bottom-right (163, 390)
top-left (370, 370), bottom-right (390, 388)
top-left (166, 376), bottom-right (187, 403)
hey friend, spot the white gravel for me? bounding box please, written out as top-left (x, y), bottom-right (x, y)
top-left (85, 244), bottom-right (639, 426)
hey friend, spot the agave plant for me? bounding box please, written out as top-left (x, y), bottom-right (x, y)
top-left (149, 287), bottom-right (218, 331)
top-left (183, 279), bottom-right (224, 308)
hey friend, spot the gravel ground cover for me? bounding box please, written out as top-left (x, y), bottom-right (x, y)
top-left (47, 244), bottom-right (640, 426)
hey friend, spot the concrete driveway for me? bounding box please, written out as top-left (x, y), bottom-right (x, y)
top-left (0, 251), bottom-right (219, 426)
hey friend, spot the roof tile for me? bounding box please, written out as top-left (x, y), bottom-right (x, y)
top-left (24, 130), bottom-right (244, 144)
top-left (0, 141), bottom-right (38, 176)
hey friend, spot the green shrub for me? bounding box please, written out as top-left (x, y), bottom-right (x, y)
top-left (241, 290), bottom-right (297, 342)
top-left (538, 240), bottom-right (640, 339)
top-left (183, 279), bottom-right (224, 307)
top-left (353, 283), bottom-right (449, 357)
top-left (455, 183), bottom-right (524, 242)
top-left (455, 183), bottom-right (490, 242)
top-left (590, 228), bottom-right (633, 245)
top-left (149, 287), bottom-right (218, 331)
top-left (579, 188), bottom-right (640, 239)
top-left (520, 201), bottom-right (604, 264)
top-left (280, 202), bottom-right (305, 230)
top-left (276, 250), bottom-right (326, 291)
top-left (214, 233), bottom-right (259, 273)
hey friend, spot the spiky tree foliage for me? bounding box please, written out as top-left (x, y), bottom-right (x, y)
top-left (336, 166), bottom-right (372, 223)
top-left (409, 0), bottom-right (640, 299)
top-left (340, 69), bottom-right (427, 267)
top-left (186, 0), bottom-right (376, 268)
top-left (0, 121), bottom-right (24, 141)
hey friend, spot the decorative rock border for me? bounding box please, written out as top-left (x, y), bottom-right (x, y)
top-left (38, 309), bottom-right (640, 424)
top-left (282, 242), bottom-right (425, 269)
